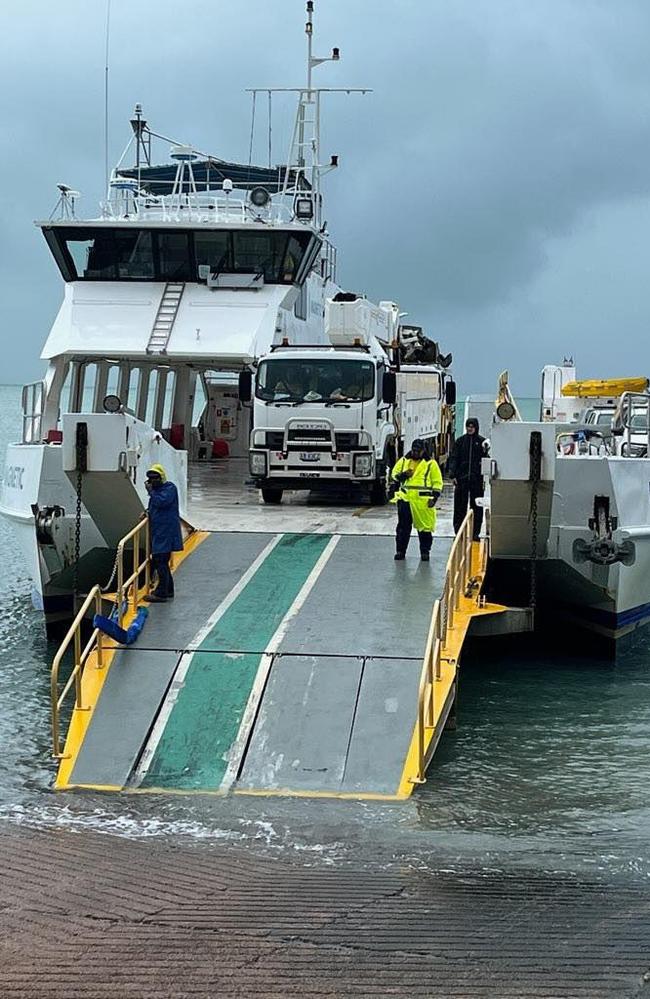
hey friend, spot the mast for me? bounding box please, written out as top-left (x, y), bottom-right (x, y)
top-left (249, 1), bottom-right (369, 229)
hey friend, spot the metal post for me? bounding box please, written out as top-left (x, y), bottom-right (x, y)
top-left (117, 546), bottom-right (124, 627)
top-left (133, 531), bottom-right (139, 611)
top-left (145, 521), bottom-right (151, 594)
top-left (51, 672), bottom-right (60, 758)
top-left (73, 627), bottom-right (83, 710)
top-left (428, 639), bottom-right (436, 725)
top-left (96, 590), bottom-right (103, 668)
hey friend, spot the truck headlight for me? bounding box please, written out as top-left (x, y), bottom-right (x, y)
top-left (250, 451), bottom-right (267, 476)
top-left (353, 453), bottom-right (373, 477)
top-left (251, 429), bottom-right (266, 447)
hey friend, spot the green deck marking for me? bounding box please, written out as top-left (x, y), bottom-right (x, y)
top-left (141, 533), bottom-right (331, 790)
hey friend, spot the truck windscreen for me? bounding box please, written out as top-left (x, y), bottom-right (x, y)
top-left (256, 358), bottom-right (375, 403)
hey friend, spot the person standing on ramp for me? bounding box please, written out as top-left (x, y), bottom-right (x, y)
top-left (144, 464), bottom-right (183, 603)
top-left (390, 439), bottom-right (443, 561)
top-left (448, 417), bottom-right (487, 540)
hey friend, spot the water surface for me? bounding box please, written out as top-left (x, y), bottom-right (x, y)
top-left (2, 384), bottom-right (650, 881)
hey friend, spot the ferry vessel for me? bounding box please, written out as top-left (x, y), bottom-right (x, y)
top-left (0, 2), bottom-right (454, 633)
top-left (487, 370), bottom-right (650, 643)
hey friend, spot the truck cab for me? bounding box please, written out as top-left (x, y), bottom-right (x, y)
top-left (248, 294), bottom-right (455, 504)
top-left (249, 346), bottom-right (394, 503)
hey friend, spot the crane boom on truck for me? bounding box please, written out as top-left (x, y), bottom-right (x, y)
top-left (246, 292), bottom-right (455, 504)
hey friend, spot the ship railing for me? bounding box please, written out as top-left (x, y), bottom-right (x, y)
top-left (21, 380), bottom-right (45, 444)
top-left (411, 508), bottom-right (474, 785)
top-left (50, 517), bottom-right (152, 759)
top-left (612, 391), bottom-right (650, 458)
top-left (101, 192), bottom-right (294, 226)
top-left (556, 430), bottom-right (610, 457)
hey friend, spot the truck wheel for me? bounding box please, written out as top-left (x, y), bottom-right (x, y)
top-left (261, 486), bottom-right (283, 504)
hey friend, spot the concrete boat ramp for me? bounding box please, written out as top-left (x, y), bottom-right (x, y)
top-left (58, 528), bottom-right (455, 798)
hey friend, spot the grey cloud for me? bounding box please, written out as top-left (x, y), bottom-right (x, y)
top-left (2, 0), bottom-right (650, 391)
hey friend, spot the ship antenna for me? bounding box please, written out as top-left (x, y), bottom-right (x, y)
top-left (103, 0), bottom-right (112, 197)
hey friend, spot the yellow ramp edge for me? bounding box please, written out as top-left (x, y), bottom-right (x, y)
top-left (397, 539), bottom-right (507, 799)
top-left (54, 530), bottom-right (208, 790)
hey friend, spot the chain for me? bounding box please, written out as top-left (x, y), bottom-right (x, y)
top-left (72, 467), bottom-right (83, 611)
top-left (530, 477), bottom-right (538, 612)
top-left (72, 422), bottom-right (88, 615)
top-left (528, 431), bottom-right (542, 615)
top-left (100, 547), bottom-right (121, 596)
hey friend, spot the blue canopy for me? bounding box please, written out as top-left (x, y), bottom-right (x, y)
top-left (119, 160), bottom-right (310, 194)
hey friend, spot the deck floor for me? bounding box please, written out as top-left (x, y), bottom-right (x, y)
top-left (67, 531), bottom-right (452, 797)
top-left (186, 457), bottom-right (459, 536)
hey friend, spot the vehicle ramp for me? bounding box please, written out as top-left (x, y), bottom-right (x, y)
top-left (56, 529), bottom-right (482, 800)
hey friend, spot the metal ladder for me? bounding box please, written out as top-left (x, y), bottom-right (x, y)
top-left (146, 282), bottom-right (185, 354)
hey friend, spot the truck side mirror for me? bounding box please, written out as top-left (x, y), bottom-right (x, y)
top-left (238, 370), bottom-right (252, 403)
top-left (445, 380), bottom-right (457, 406)
top-left (382, 371), bottom-right (397, 405)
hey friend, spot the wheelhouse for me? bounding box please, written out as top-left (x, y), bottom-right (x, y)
top-left (41, 225), bottom-right (320, 286)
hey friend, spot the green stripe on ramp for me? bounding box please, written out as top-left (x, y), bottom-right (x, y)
top-left (140, 533), bottom-right (331, 790)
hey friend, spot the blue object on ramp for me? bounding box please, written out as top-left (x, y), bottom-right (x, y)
top-left (93, 607), bottom-right (149, 646)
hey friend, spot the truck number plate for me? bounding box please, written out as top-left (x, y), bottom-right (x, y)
top-left (300, 452), bottom-right (321, 462)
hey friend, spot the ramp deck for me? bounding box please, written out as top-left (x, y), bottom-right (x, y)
top-left (59, 531), bottom-right (454, 799)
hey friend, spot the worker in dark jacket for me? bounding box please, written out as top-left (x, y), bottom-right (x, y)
top-left (448, 418), bottom-right (487, 539)
top-left (144, 463), bottom-right (183, 603)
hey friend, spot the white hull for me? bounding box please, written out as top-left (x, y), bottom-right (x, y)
top-left (1, 415), bottom-right (187, 631)
top-left (489, 421), bottom-right (650, 643)
top-left (0, 442), bottom-right (107, 628)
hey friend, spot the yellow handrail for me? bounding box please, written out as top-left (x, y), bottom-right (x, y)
top-left (51, 585), bottom-right (104, 759)
top-left (115, 516), bottom-right (151, 627)
top-left (411, 508), bottom-right (475, 784)
top-left (50, 516), bottom-right (152, 759)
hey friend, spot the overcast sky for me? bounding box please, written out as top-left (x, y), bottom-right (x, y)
top-left (2, 0), bottom-right (650, 393)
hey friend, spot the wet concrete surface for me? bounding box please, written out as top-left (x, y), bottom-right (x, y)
top-left (186, 457), bottom-right (460, 538)
top-left (0, 822), bottom-right (648, 998)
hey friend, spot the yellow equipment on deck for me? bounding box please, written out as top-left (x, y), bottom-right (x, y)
top-left (561, 378), bottom-right (648, 398)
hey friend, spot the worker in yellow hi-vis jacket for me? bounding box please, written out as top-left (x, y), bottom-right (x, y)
top-left (390, 439), bottom-right (443, 562)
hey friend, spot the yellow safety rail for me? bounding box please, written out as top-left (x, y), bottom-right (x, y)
top-left (50, 585), bottom-right (105, 759)
top-left (410, 508), bottom-right (477, 784)
top-left (51, 517), bottom-right (152, 758)
top-left (115, 517), bottom-right (151, 627)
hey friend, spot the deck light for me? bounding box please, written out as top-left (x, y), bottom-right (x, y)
top-left (250, 186), bottom-right (271, 208)
top-left (295, 196), bottom-right (314, 220)
top-left (103, 394), bottom-right (122, 413)
top-left (496, 401), bottom-right (516, 421)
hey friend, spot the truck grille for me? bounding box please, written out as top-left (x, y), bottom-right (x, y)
top-left (266, 431), bottom-right (285, 449)
top-left (265, 431), bottom-right (361, 452)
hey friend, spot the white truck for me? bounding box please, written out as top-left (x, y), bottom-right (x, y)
top-left (246, 293), bottom-right (456, 504)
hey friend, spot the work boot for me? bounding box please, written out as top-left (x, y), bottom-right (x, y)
top-left (394, 551), bottom-right (406, 561)
top-left (420, 552), bottom-right (430, 562)
top-left (145, 593), bottom-right (167, 603)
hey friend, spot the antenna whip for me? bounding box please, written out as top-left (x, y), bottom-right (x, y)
top-left (104, 0), bottom-right (112, 197)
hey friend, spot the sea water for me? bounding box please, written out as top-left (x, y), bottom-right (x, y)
top-left (1, 383), bottom-right (650, 880)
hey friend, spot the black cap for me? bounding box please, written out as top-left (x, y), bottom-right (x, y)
top-left (411, 438), bottom-right (426, 450)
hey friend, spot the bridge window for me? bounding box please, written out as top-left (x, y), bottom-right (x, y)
top-left (195, 230), bottom-right (231, 274)
top-left (43, 226), bottom-right (316, 285)
top-left (116, 230), bottom-right (154, 279)
top-left (158, 232), bottom-right (192, 281)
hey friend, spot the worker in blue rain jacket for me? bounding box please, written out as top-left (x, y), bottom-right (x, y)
top-left (144, 463), bottom-right (183, 603)
top-left (390, 439), bottom-right (443, 561)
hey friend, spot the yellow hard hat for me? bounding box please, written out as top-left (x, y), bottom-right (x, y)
top-left (146, 463), bottom-right (167, 482)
